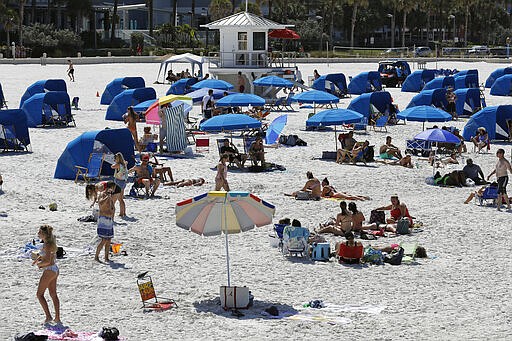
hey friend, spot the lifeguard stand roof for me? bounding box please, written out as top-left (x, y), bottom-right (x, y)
top-left (202, 11), bottom-right (291, 30)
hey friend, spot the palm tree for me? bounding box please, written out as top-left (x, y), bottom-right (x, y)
top-left (111, 0), bottom-right (118, 42)
top-left (396, 0), bottom-right (417, 47)
top-left (191, 0), bottom-right (195, 28)
top-left (65, 0), bottom-right (93, 33)
top-left (146, 0), bottom-right (153, 36)
top-left (19, 0), bottom-right (26, 46)
top-left (346, 0), bottom-right (369, 48)
top-left (172, 0), bottom-right (177, 26)
top-left (0, 7), bottom-right (18, 52)
top-left (209, 0), bottom-right (233, 21)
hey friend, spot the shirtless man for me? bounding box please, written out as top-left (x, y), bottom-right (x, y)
top-left (128, 154), bottom-right (161, 197)
top-left (487, 148), bottom-right (512, 211)
top-left (95, 185), bottom-right (115, 262)
top-left (288, 171), bottom-right (321, 200)
top-left (379, 136), bottom-right (402, 159)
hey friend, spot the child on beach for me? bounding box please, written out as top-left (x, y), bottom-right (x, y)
top-left (215, 154), bottom-right (230, 191)
top-left (33, 225), bottom-right (61, 325)
top-left (95, 185), bottom-right (115, 262)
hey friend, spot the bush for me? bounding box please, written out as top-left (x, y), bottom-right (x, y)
top-left (23, 23), bottom-right (82, 57)
top-left (131, 32), bottom-right (144, 50)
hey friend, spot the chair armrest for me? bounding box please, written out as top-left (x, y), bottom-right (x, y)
top-left (75, 166), bottom-right (87, 171)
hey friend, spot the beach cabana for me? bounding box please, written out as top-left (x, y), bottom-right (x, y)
top-left (490, 74), bottom-right (512, 96)
top-left (407, 88), bottom-right (447, 110)
top-left (19, 79), bottom-right (67, 108)
top-left (100, 77), bottom-right (146, 105)
top-left (105, 87), bottom-right (156, 121)
top-left (454, 88), bottom-right (484, 117)
top-left (54, 128), bottom-right (135, 180)
top-left (312, 73), bottom-right (348, 97)
top-left (347, 71), bottom-right (382, 95)
top-left (156, 53), bottom-right (205, 83)
top-left (20, 91), bottom-right (72, 127)
top-left (401, 70), bottom-right (436, 93)
top-left (456, 69), bottom-right (478, 77)
top-left (0, 109), bottom-right (31, 151)
top-left (347, 91), bottom-right (393, 118)
top-left (166, 78), bottom-right (198, 95)
top-left (485, 67), bottom-right (512, 88)
top-left (454, 74), bottom-right (479, 89)
top-left (462, 105), bottom-right (512, 141)
top-left (422, 76), bottom-right (455, 91)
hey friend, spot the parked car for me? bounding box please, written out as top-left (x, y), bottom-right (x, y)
top-left (467, 45), bottom-right (490, 55)
top-left (378, 60), bottom-right (411, 88)
top-left (414, 46), bottom-right (432, 57)
top-left (489, 47), bottom-right (508, 57)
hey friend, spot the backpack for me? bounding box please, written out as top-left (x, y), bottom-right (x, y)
top-left (384, 247), bottom-right (404, 265)
top-left (363, 145), bottom-right (374, 162)
top-left (286, 135), bottom-right (298, 146)
top-left (295, 137), bottom-right (307, 146)
top-left (396, 218), bottom-right (411, 234)
top-left (100, 327), bottom-right (120, 341)
top-left (279, 135), bottom-right (288, 145)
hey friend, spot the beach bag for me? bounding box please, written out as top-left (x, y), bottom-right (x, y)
top-left (295, 191), bottom-right (311, 200)
top-left (56, 247), bottom-right (66, 259)
top-left (100, 327), bottom-right (119, 341)
top-left (286, 135), bottom-right (298, 146)
top-left (14, 333), bottom-right (48, 341)
top-left (363, 145), bottom-right (374, 162)
top-left (362, 247), bottom-right (384, 265)
top-left (384, 247), bottom-right (404, 265)
top-left (369, 210), bottom-right (385, 225)
top-left (396, 218), bottom-right (411, 234)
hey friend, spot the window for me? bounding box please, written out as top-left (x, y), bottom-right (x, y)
top-left (238, 32), bottom-right (247, 50)
top-left (253, 32), bottom-right (266, 51)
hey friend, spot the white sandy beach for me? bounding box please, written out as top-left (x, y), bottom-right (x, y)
top-left (0, 60), bottom-right (511, 340)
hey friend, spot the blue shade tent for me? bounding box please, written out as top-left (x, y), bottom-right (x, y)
top-left (485, 67), bottom-right (512, 88)
top-left (454, 74), bottom-right (479, 89)
top-left (191, 79), bottom-right (234, 90)
top-left (312, 73), bottom-right (348, 97)
top-left (216, 93), bottom-right (265, 107)
top-left (19, 79), bottom-right (67, 108)
top-left (185, 88), bottom-right (231, 104)
top-left (20, 91), bottom-right (71, 127)
top-left (199, 114), bottom-right (261, 132)
top-left (454, 88), bottom-right (484, 116)
top-left (422, 76), bottom-right (455, 91)
top-left (100, 77), bottom-right (146, 105)
top-left (455, 69), bottom-right (478, 77)
top-left (0, 109), bottom-right (30, 150)
top-left (462, 105), bottom-right (512, 140)
top-left (347, 91), bottom-right (393, 118)
top-left (105, 87), bottom-right (156, 121)
top-left (254, 75), bottom-right (293, 88)
top-left (347, 71), bottom-right (382, 95)
top-left (407, 88), bottom-right (448, 110)
top-left (490, 74), bottom-right (512, 96)
top-left (166, 78), bottom-right (198, 95)
top-left (401, 70), bottom-right (436, 92)
top-left (54, 128), bottom-right (135, 180)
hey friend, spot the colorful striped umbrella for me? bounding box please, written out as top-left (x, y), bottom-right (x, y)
top-left (176, 191), bottom-right (275, 286)
top-left (144, 95), bottom-right (192, 124)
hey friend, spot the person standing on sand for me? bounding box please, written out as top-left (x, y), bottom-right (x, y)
top-left (95, 185), bottom-right (115, 262)
top-left (215, 154), bottom-right (230, 191)
top-left (487, 148), bottom-right (512, 211)
top-left (237, 71), bottom-right (246, 93)
top-left (33, 225), bottom-right (61, 325)
top-left (67, 60), bottom-right (74, 82)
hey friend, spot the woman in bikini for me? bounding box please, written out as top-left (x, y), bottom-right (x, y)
top-left (376, 194), bottom-right (413, 226)
top-left (165, 178), bottom-right (205, 187)
top-left (33, 225), bottom-right (61, 325)
top-left (125, 106), bottom-right (139, 150)
top-left (321, 178), bottom-right (370, 201)
top-left (316, 201), bottom-right (352, 236)
top-left (111, 152), bottom-right (127, 216)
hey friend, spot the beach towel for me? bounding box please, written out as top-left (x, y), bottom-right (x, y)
top-left (164, 104), bottom-right (188, 153)
top-left (35, 329), bottom-right (126, 341)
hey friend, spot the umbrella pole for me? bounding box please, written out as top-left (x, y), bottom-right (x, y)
top-left (335, 125), bottom-right (338, 150)
top-left (223, 199), bottom-right (231, 287)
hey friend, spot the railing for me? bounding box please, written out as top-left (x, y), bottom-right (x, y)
top-left (117, 29), bottom-right (157, 47)
top-left (207, 51), bottom-right (297, 69)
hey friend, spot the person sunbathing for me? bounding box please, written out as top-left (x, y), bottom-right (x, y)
top-left (471, 127), bottom-right (489, 153)
top-left (337, 140), bottom-right (370, 164)
top-left (316, 201), bottom-right (352, 236)
top-left (321, 178), bottom-right (370, 201)
top-left (287, 171), bottom-right (322, 200)
top-left (377, 154), bottom-right (413, 168)
top-left (434, 170), bottom-right (467, 187)
top-left (336, 131), bottom-right (357, 163)
top-left (165, 178), bottom-right (205, 187)
top-left (249, 136), bottom-right (265, 166)
top-left (373, 244), bottom-right (427, 258)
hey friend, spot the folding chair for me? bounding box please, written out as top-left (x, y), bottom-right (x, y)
top-left (400, 242), bottom-right (419, 264)
top-left (269, 224), bottom-right (286, 253)
top-left (150, 156), bottom-right (173, 183)
top-left (137, 272), bottom-right (177, 311)
top-left (74, 152), bottom-right (105, 183)
top-left (243, 136), bottom-right (258, 166)
top-left (373, 115), bottom-right (388, 132)
top-left (405, 139), bottom-right (432, 157)
top-left (353, 117), bottom-right (368, 133)
top-left (1, 124), bottom-right (22, 152)
top-left (282, 225), bottom-right (310, 258)
top-left (195, 136), bottom-right (209, 153)
top-left (478, 186), bottom-right (498, 206)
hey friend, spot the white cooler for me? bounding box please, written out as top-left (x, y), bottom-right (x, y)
top-left (220, 286), bottom-right (250, 310)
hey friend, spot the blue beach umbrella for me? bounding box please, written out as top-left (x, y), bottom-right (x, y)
top-left (199, 114), bottom-right (262, 132)
top-left (216, 93), bottom-right (265, 107)
top-left (413, 128), bottom-right (460, 144)
top-left (265, 114), bottom-right (288, 144)
top-left (191, 79), bottom-right (234, 90)
top-left (292, 90), bottom-right (339, 114)
top-left (185, 88), bottom-right (232, 104)
top-left (397, 105), bottom-right (452, 130)
top-left (254, 76), bottom-right (293, 88)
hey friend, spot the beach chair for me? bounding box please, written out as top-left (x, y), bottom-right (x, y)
top-left (137, 272), bottom-right (177, 311)
top-left (195, 136), bottom-right (209, 153)
top-left (282, 94), bottom-right (295, 111)
top-left (478, 186), bottom-right (498, 206)
top-left (400, 242), bottom-right (418, 264)
top-left (243, 136), bottom-right (258, 166)
top-left (372, 115), bottom-right (388, 132)
top-left (0, 124), bottom-right (22, 152)
top-left (405, 139), bottom-right (432, 157)
top-left (269, 223), bottom-right (286, 253)
top-left (270, 97), bottom-right (285, 111)
top-left (353, 117), bottom-right (368, 133)
top-left (74, 152), bottom-right (105, 183)
top-left (337, 242), bottom-right (364, 264)
top-left (282, 225), bottom-right (310, 257)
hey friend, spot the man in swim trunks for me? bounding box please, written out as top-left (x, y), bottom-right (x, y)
top-left (67, 60), bottom-right (74, 82)
top-left (379, 136), bottom-right (402, 159)
top-left (128, 154), bottom-right (161, 197)
top-left (487, 148), bottom-right (512, 211)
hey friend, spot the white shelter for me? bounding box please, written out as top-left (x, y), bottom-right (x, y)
top-left (156, 53), bottom-right (206, 83)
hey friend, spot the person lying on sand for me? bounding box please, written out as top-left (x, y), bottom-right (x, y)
top-left (286, 171), bottom-right (322, 200)
top-left (372, 244), bottom-right (427, 258)
top-left (164, 178), bottom-right (205, 187)
top-left (434, 170), bottom-right (467, 187)
top-left (376, 154), bottom-right (413, 168)
top-left (321, 178), bottom-right (370, 200)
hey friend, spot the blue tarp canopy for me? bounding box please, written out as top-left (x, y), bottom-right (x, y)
top-left (19, 79), bottom-right (67, 108)
top-left (100, 77), bottom-right (146, 105)
top-left (407, 88), bottom-right (447, 109)
top-left (490, 74), bottom-right (512, 96)
top-left (401, 70), bottom-right (436, 93)
top-left (485, 67), bottom-right (512, 88)
top-left (166, 78), bottom-right (198, 95)
top-left (0, 109), bottom-right (30, 148)
top-left (105, 87), bottom-right (156, 121)
top-left (347, 91), bottom-right (393, 118)
top-left (462, 105), bottom-right (512, 140)
top-left (312, 73), bottom-right (348, 97)
top-left (422, 76), bottom-right (455, 91)
top-left (54, 128), bottom-right (135, 180)
top-left (456, 69), bottom-right (478, 77)
top-left (454, 88), bottom-right (484, 116)
top-left (454, 74), bottom-right (479, 89)
top-left (20, 91), bottom-right (71, 127)
top-left (347, 71), bottom-right (382, 95)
